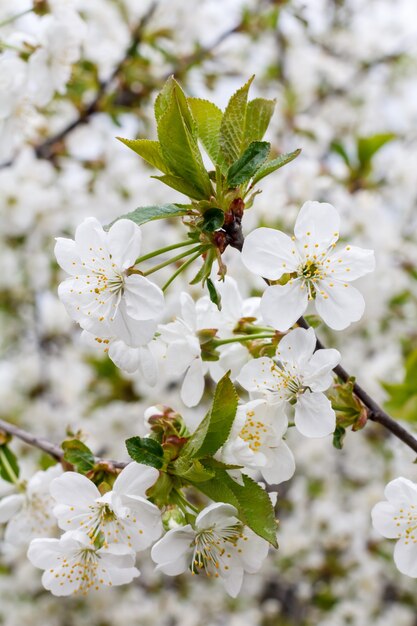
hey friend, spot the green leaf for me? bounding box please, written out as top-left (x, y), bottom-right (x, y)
top-left (112, 203), bottom-right (190, 227)
top-left (227, 141), bottom-right (270, 187)
top-left (188, 98), bottom-right (223, 166)
top-left (252, 148), bottom-right (301, 184)
top-left (207, 277), bottom-right (221, 309)
top-left (193, 469), bottom-right (278, 546)
top-left (62, 440), bottom-right (95, 473)
top-left (219, 76), bottom-right (254, 168)
top-left (151, 175), bottom-right (206, 200)
top-left (179, 373), bottom-right (238, 459)
top-left (172, 457), bottom-right (214, 482)
top-left (117, 138), bottom-right (171, 174)
top-left (0, 445), bottom-right (20, 483)
top-left (125, 436), bottom-right (164, 469)
top-left (330, 140), bottom-right (350, 167)
top-left (201, 208), bottom-right (224, 233)
top-left (154, 76), bottom-right (176, 123)
top-left (157, 81), bottom-right (212, 199)
top-left (357, 133), bottom-right (395, 169)
top-left (332, 425), bottom-right (346, 450)
top-left (243, 98), bottom-right (275, 149)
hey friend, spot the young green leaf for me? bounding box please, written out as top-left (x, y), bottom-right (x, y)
top-left (62, 440), bottom-right (95, 474)
top-left (171, 457), bottom-right (214, 482)
top-left (201, 207), bottom-right (224, 233)
top-left (179, 373), bottom-right (238, 459)
top-left (0, 445), bottom-right (20, 484)
top-left (117, 138), bottom-right (171, 174)
top-left (157, 83), bottom-right (213, 199)
top-left (154, 76), bottom-right (176, 123)
top-left (251, 148), bottom-right (301, 185)
top-left (152, 174), bottom-right (208, 200)
top-left (357, 133), bottom-right (395, 170)
top-left (207, 277), bottom-right (222, 309)
top-left (193, 469), bottom-right (278, 546)
top-left (227, 141), bottom-right (270, 187)
top-left (111, 203), bottom-right (190, 227)
top-left (125, 436), bottom-right (164, 470)
top-left (219, 76), bottom-right (254, 168)
top-left (188, 98), bottom-right (223, 166)
top-left (243, 98), bottom-right (275, 149)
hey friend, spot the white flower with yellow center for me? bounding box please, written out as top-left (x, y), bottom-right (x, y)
top-left (151, 502), bottom-right (269, 597)
top-left (55, 217), bottom-right (164, 335)
top-left (372, 477), bottom-right (417, 577)
top-left (220, 399), bottom-right (295, 485)
top-left (27, 530), bottom-right (139, 596)
top-left (237, 327), bottom-right (340, 438)
top-left (50, 463), bottom-right (162, 551)
top-left (241, 201), bottom-right (375, 331)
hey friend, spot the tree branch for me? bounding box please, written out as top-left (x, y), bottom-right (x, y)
top-left (0, 418), bottom-right (128, 470)
top-left (296, 316), bottom-right (417, 454)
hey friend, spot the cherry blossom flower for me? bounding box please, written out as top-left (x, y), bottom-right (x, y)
top-left (220, 399), bottom-right (295, 485)
top-left (0, 465), bottom-right (62, 546)
top-left (55, 217), bottom-right (164, 334)
top-left (151, 502), bottom-right (269, 597)
top-left (237, 327), bottom-right (340, 438)
top-left (50, 463), bottom-right (162, 551)
top-left (28, 530), bottom-right (139, 596)
top-left (241, 201), bottom-right (375, 331)
top-left (372, 477), bottom-right (417, 577)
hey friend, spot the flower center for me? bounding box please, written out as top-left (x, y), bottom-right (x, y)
top-left (191, 524), bottom-right (244, 577)
top-left (240, 410), bottom-right (268, 451)
top-left (394, 506), bottom-right (417, 542)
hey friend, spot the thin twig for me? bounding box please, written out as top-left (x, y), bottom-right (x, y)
top-left (296, 316), bottom-right (417, 454)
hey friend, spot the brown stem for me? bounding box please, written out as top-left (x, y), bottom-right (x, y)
top-left (296, 316), bottom-right (417, 454)
top-left (0, 418), bottom-right (128, 470)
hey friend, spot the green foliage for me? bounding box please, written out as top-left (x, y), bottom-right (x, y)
top-left (201, 208), bottom-right (224, 233)
top-left (382, 349), bottom-right (417, 422)
top-left (0, 445), bottom-right (20, 483)
top-left (125, 436), bottom-right (164, 469)
top-left (357, 133), bottom-right (396, 172)
top-left (172, 457), bottom-right (215, 482)
top-left (206, 277), bottom-right (222, 308)
top-left (62, 439), bottom-right (95, 473)
top-left (252, 148), bottom-right (301, 184)
top-left (227, 141), bottom-right (270, 187)
top-left (219, 75), bottom-right (254, 168)
top-left (328, 377), bottom-right (367, 431)
top-left (243, 98), bottom-right (275, 149)
top-left (112, 203), bottom-right (190, 226)
top-left (157, 78), bottom-right (213, 199)
top-left (178, 373), bottom-right (238, 459)
top-left (332, 425), bottom-right (346, 450)
top-left (116, 138), bottom-right (170, 173)
top-left (188, 98), bottom-right (223, 165)
top-left (193, 469), bottom-right (278, 546)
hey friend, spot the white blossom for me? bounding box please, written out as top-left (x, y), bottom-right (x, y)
top-left (50, 462), bottom-right (162, 551)
top-left (372, 477), bottom-right (417, 577)
top-left (237, 327), bottom-right (340, 437)
top-left (220, 399), bottom-right (295, 484)
top-left (151, 502), bottom-right (269, 597)
top-left (27, 530), bottom-right (139, 595)
top-left (241, 201), bottom-right (375, 331)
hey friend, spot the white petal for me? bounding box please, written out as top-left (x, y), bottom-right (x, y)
top-left (394, 539), bottom-right (417, 577)
top-left (165, 338), bottom-right (199, 375)
top-left (196, 502), bottom-right (238, 529)
top-left (27, 537), bottom-right (64, 569)
top-left (261, 442), bottom-right (295, 485)
top-left (223, 567), bottom-right (244, 597)
top-left (54, 238), bottom-right (83, 276)
top-left (371, 501), bottom-right (401, 539)
top-left (294, 201), bottom-right (340, 251)
top-left (74, 217), bottom-right (107, 262)
top-left (124, 275), bottom-right (165, 321)
top-left (294, 391), bottom-right (335, 438)
top-left (327, 246), bottom-right (375, 281)
top-left (181, 358), bottom-right (205, 407)
top-left (108, 341), bottom-right (141, 373)
top-left (50, 472), bottom-right (100, 506)
top-left (261, 282), bottom-right (308, 332)
top-left (276, 327), bottom-right (316, 367)
top-left (242, 228), bottom-right (299, 280)
top-left (151, 527), bottom-right (194, 575)
top-left (138, 345), bottom-right (158, 386)
top-left (107, 219), bottom-right (142, 269)
top-left (385, 477), bottom-right (417, 506)
top-left (239, 529), bottom-right (270, 573)
top-left (110, 302), bottom-right (157, 347)
top-left (303, 348), bottom-right (340, 391)
top-left (0, 494), bottom-right (24, 523)
top-left (315, 282), bottom-right (365, 330)
top-left (236, 357), bottom-right (279, 394)
top-left (113, 462), bottom-right (159, 497)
